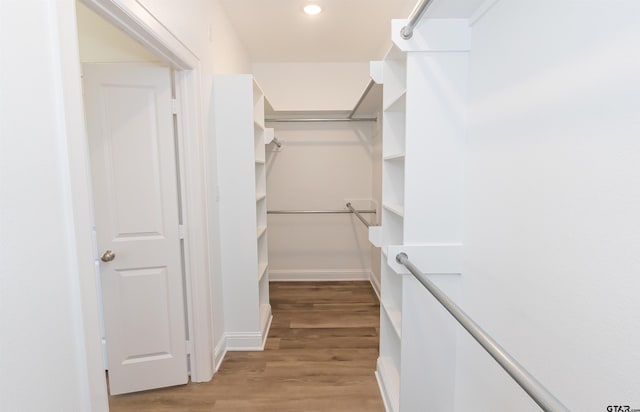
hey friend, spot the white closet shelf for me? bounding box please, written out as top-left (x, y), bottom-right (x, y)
top-left (263, 128), bottom-right (275, 145)
top-left (256, 192), bottom-right (267, 202)
top-left (255, 159), bottom-right (265, 165)
top-left (383, 153), bottom-right (406, 161)
top-left (256, 225), bottom-right (267, 239)
top-left (382, 302), bottom-right (402, 339)
top-left (383, 90), bottom-right (406, 113)
top-left (258, 263), bottom-right (268, 282)
top-left (383, 203), bottom-right (405, 217)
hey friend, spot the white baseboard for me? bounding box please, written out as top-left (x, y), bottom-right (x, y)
top-left (213, 335), bottom-right (227, 372)
top-left (260, 304), bottom-right (273, 349)
top-left (369, 272), bottom-right (381, 301)
top-left (225, 332), bottom-right (267, 351)
top-left (375, 370), bottom-right (392, 412)
top-left (269, 269), bottom-right (372, 282)
top-left (375, 358), bottom-right (399, 412)
top-left (221, 305), bottom-right (272, 354)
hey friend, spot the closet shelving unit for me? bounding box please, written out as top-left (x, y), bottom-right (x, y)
top-left (373, 18), bottom-right (469, 412)
top-left (253, 83), bottom-right (271, 330)
top-left (375, 44), bottom-right (407, 412)
top-left (214, 75), bottom-right (272, 350)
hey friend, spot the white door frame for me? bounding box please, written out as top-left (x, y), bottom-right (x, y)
top-left (55, 1), bottom-right (214, 409)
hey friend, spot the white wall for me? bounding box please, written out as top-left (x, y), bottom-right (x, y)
top-left (0, 2), bottom-right (96, 410)
top-left (457, 0), bottom-right (640, 410)
top-left (253, 62), bottom-right (370, 112)
top-left (76, 1), bottom-right (159, 62)
top-left (266, 122), bottom-right (375, 280)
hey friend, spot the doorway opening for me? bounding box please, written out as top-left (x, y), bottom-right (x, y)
top-left (73, 0), bottom-right (213, 402)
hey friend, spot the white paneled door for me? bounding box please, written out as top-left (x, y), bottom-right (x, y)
top-left (83, 64), bottom-right (188, 395)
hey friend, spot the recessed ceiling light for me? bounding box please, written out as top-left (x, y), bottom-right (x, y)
top-left (303, 4), bottom-right (322, 15)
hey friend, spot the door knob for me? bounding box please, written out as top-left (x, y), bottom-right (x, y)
top-left (100, 250), bottom-right (116, 262)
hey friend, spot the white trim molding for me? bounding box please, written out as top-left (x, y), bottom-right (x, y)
top-left (260, 307), bottom-right (273, 345)
top-left (225, 332), bottom-right (267, 352)
top-left (369, 272), bottom-right (381, 300)
top-left (173, 68), bottom-right (215, 383)
top-left (376, 358), bottom-right (400, 412)
top-left (221, 308), bottom-right (272, 353)
top-left (79, 0), bottom-right (198, 69)
top-left (213, 335), bottom-right (227, 372)
top-left (54, 2), bottom-right (110, 410)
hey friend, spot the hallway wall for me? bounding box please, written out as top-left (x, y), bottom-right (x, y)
top-left (1, 3), bottom-right (99, 410)
top-left (458, 0), bottom-right (640, 409)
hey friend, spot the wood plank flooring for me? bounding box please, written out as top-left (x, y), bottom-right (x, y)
top-left (109, 281), bottom-right (384, 411)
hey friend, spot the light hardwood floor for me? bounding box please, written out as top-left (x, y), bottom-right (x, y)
top-left (109, 281), bottom-right (384, 411)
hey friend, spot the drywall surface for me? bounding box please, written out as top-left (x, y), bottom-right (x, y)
top-left (76, 1), bottom-right (159, 62)
top-left (266, 122), bottom-right (375, 280)
top-left (458, 0), bottom-right (640, 410)
top-left (0, 2), bottom-right (94, 410)
top-left (253, 62), bottom-right (371, 112)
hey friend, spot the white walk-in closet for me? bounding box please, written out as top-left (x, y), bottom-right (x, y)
top-left (4, 0), bottom-right (640, 411)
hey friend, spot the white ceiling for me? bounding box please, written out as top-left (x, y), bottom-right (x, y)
top-left (219, 0), bottom-right (487, 63)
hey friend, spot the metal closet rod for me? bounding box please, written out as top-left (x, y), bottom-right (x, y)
top-left (395, 253), bottom-right (570, 412)
top-left (265, 117), bottom-right (377, 123)
top-left (401, 0), bottom-right (435, 40)
top-left (345, 202), bottom-right (372, 228)
top-left (268, 206), bottom-right (376, 215)
top-left (348, 79), bottom-right (376, 119)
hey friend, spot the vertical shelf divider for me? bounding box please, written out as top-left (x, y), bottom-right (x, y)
top-left (372, 44), bottom-right (407, 412)
top-left (214, 75), bottom-right (272, 351)
top-left (373, 18), bottom-right (470, 411)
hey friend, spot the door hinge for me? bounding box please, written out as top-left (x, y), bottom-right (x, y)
top-left (171, 98), bottom-right (178, 115)
top-left (185, 340), bottom-right (193, 355)
top-left (178, 224), bottom-right (186, 239)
